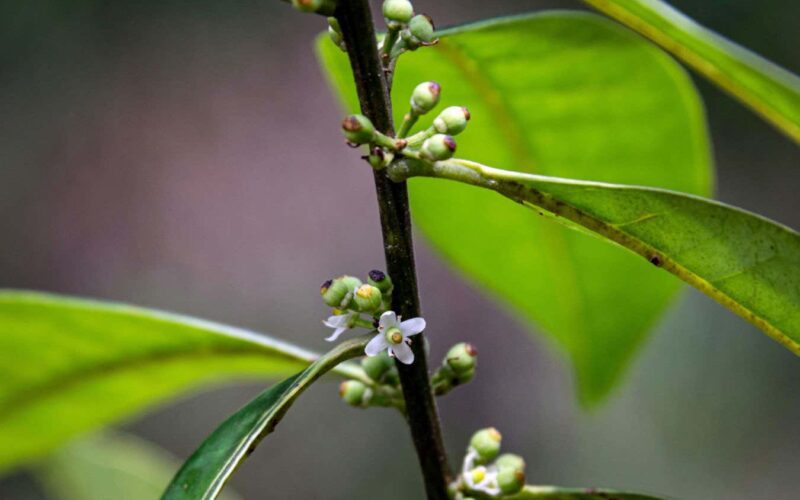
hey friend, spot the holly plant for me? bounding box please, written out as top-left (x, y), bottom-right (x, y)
top-left (1, 0), bottom-right (799, 499)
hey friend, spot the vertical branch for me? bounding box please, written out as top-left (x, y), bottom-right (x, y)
top-left (334, 0), bottom-right (452, 497)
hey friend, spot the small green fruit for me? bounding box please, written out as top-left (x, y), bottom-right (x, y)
top-left (339, 380), bottom-right (371, 407)
top-left (420, 134), bottom-right (456, 161)
top-left (320, 278), bottom-right (351, 308)
top-left (469, 427), bottom-right (502, 463)
top-left (341, 114), bottom-right (375, 144)
top-left (354, 284), bottom-right (383, 312)
top-left (367, 269), bottom-right (394, 294)
top-left (362, 351), bottom-right (394, 382)
top-left (497, 466), bottom-right (525, 495)
top-left (382, 0), bottom-right (414, 25)
top-left (496, 453), bottom-right (526, 473)
top-left (445, 342), bottom-right (477, 374)
top-left (433, 106), bottom-right (470, 135)
top-left (410, 81), bottom-right (441, 115)
top-left (408, 14), bottom-right (435, 43)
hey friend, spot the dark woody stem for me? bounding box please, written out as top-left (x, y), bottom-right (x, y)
top-left (334, 0), bottom-right (452, 498)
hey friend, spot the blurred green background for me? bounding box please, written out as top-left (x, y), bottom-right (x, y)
top-left (1, 0), bottom-right (798, 498)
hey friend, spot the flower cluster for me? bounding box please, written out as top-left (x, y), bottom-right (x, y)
top-left (339, 80), bottom-right (471, 169)
top-left (452, 428), bottom-right (527, 498)
top-left (320, 270), bottom-right (425, 364)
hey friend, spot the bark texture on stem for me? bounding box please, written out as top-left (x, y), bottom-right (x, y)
top-left (334, 1), bottom-right (452, 497)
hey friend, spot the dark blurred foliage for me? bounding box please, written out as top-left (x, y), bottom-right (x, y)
top-left (0, 1), bottom-right (798, 498)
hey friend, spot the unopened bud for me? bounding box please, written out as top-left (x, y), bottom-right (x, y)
top-left (382, 0), bottom-right (414, 25)
top-left (433, 106), bottom-right (470, 135)
top-left (354, 284), bottom-right (383, 312)
top-left (367, 269), bottom-right (394, 294)
top-left (362, 351), bottom-right (394, 382)
top-left (339, 380), bottom-right (371, 407)
top-left (408, 14), bottom-right (435, 43)
top-left (320, 278), bottom-right (351, 308)
top-left (496, 453), bottom-right (526, 473)
top-left (421, 134), bottom-right (456, 161)
top-left (291, 0), bottom-right (335, 14)
top-left (342, 114), bottom-right (375, 144)
top-left (445, 342), bottom-right (477, 374)
top-left (410, 81), bottom-right (441, 115)
top-left (339, 275), bottom-right (363, 292)
top-left (470, 427), bottom-right (502, 463)
top-left (497, 466), bottom-right (525, 495)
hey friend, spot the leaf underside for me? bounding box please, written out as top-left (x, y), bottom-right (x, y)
top-left (317, 11), bottom-right (713, 404)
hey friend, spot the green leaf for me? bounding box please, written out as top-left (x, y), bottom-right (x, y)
top-left (162, 334), bottom-right (370, 500)
top-left (584, 0), bottom-right (800, 143)
top-left (317, 12), bottom-right (712, 404)
top-left (0, 290), bottom-right (362, 471)
top-left (38, 432), bottom-right (240, 500)
top-left (395, 158), bottom-right (800, 356)
top-left (508, 485), bottom-right (663, 499)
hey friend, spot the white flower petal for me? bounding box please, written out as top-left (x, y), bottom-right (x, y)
top-left (323, 314), bottom-right (350, 329)
top-left (365, 333), bottom-right (389, 356)
top-left (378, 310), bottom-right (398, 330)
top-left (324, 327), bottom-right (348, 342)
top-left (399, 317), bottom-right (426, 337)
top-left (392, 341), bottom-right (414, 364)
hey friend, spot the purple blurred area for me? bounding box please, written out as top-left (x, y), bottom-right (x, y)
top-left (1, 0), bottom-right (799, 498)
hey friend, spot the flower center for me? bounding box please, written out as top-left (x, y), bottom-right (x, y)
top-left (385, 327), bottom-right (403, 345)
top-left (470, 467), bottom-right (486, 484)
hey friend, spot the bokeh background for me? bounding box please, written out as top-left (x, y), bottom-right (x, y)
top-left (1, 0), bottom-right (799, 498)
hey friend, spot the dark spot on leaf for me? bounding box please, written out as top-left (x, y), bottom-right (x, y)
top-left (649, 254), bottom-right (662, 267)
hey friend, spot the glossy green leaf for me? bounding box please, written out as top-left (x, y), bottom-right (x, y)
top-left (394, 158), bottom-right (800, 355)
top-left (584, 0), bottom-right (800, 143)
top-left (318, 12), bottom-right (712, 403)
top-left (508, 485), bottom-right (663, 499)
top-left (162, 334), bottom-right (370, 500)
top-left (0, 290), bottom-right (363, 471)
top-left (38, 432), bottom-right (240, 500)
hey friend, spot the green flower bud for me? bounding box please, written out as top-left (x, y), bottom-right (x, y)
top-left (353, 284), bottom-right (383, 312)
top-left (445, 342), bottom-right (477, 374)
top-left (367, 269), bottom-right (394, 294)
top-left (420, 134), bottom-right (456, 161)
top-left (496, 453), bottom-right (526, 473)
top-left (410, 81), bottom-right (441, 115)
top-left (339, 275), bottom-right (363, 292)
top-left (469, 427), bottom-right (502, 463)
top-left (362, 351), bottom-right (394, 382)
top-left (454, 367), bottom-right (475, 385)
top-left (433, 106), bottom-right (470, 135)
top-left (291, 0), bottom-right (335, 14)
top-left (339, 380), bottom-right (371, 407)
top-left (382, 0), bottom-right (414, 25)
top-left (341, 114), bottom-right (375, 144)
top-left (408, 14), bottom-right (435, 43)
top-left (497, 465), bottom-right (525, 495)
top-left (320, 278), bottom-right (351, 308)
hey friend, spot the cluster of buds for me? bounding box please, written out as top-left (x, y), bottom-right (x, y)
top-left (381, 0), bottom-right (437, 58)
top-left (340, 80), bottom-right (471, 167)
top-left (338, 351), bottom-right (404, 409)
top-left (432, 342), bottom-right (478, 395)
top-left (451, 428), bottom-right (527, 498)
top-left (320, 270), bottom-right (393, 341)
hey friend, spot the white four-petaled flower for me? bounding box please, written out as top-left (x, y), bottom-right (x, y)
top-left (365, 310), bottom-right (425, 365)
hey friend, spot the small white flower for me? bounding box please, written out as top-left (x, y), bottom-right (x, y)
top-left (323, 311), bottom-right (358, 342)
top-left (364, 310), bottom-right (426, 364)
top-left (462, 448), bottom-right (501, 496)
